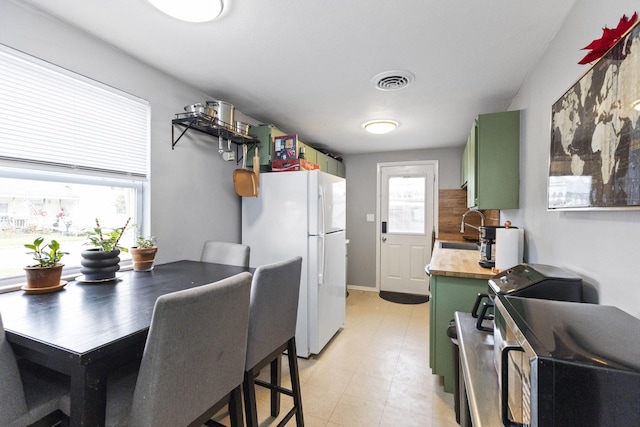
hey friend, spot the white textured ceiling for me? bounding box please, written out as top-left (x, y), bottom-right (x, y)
top-left (16, 0), bottom-right (577, 155)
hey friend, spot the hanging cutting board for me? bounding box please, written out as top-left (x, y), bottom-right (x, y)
top-left (234, 144), bottom-right (258, 197)
top-left (252, 147), bottom-right (260, 187)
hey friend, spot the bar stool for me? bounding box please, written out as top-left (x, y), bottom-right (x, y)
top-left (0, 313), bottom-right (69, 427)
top-left (200, 241), bottom-right (250, 267)
top-left (243, 256), bottom-right (304, 427)
top-left (105, 272), bottom-right (252, 426)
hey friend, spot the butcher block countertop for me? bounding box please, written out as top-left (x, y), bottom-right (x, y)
top-left (429, 238), bottom-right (496, 280)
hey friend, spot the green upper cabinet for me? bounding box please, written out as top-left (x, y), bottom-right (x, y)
top-left (316, 151), bottom-right (345, 177)
top-left (464, 110), bottom-right (520, 209)
top-left (248, 124), bottom-right (345, 177)
top-left (316, 151), bottom-right (329, 173)
top-left (248, 124), bottom-right (287, 166)
top-left (460, 135), bottom-right (469, 188)
top-left (466, 121), bottom-right (477, 207)
top-left (299, 143), bottom-right (317, 164)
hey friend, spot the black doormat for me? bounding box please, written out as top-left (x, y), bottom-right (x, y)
top-left (379, 291), bottom-right (429, 305)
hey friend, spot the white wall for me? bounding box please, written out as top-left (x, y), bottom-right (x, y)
top-left (503, 0), bottom-right (640, 316)
top-left (0, 0), bottom-right (255, 263)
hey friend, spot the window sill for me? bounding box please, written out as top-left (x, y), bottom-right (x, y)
top-left (0, 261), bottom-right (134, 294)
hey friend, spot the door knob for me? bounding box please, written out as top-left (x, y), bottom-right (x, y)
top-left (382, 236), bottom-right (387, 242)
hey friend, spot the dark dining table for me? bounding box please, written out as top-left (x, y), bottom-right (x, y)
top-left (0, 260), bottom-right (253, 427)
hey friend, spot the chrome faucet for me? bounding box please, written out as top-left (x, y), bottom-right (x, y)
top-left (460, 208), bottom-right (485, 233)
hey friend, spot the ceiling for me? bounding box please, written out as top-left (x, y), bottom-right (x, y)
top-left (16, 0), bottom-right (577, 155)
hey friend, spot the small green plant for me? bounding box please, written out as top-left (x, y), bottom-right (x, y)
top-left (24, 237), bottom-right (68, 268)
top-left (135, 235), bottom-right (157, 248)
top-left (132, 224), bottom-right (157, 248)
top-left (85, 217), bottom-right (131, 252)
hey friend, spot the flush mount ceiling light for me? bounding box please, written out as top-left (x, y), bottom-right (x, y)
top-left (147, 0), bottom-right (223, 22)
top-left (362, 120), bottom-right (399, 134)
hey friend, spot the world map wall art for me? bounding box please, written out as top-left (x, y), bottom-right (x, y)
top-left (549, 15), bottom-right (640, 210)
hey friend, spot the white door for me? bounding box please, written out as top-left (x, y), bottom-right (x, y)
top-left (379, 161), bottom-right (437, 295)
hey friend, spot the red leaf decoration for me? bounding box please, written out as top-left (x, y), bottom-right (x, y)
top-left (578, 12), bottom-right (638, 64)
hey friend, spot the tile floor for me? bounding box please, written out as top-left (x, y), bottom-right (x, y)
top-left (214, 289), bottom-right (458, 426)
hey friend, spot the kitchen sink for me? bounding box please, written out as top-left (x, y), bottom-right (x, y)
top-left (438, 241), bottom-right (480, 251)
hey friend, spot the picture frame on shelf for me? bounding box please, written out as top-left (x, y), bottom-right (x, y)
top-left (274, 134), bottom-right (298, 161)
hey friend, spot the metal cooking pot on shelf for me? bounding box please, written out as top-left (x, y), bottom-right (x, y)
top-left (203, 103), bottom-right (217, 123)
top-left (206, 100), bottom-right (234, 129)
top-left (183, 103), bottom-right (204, 116)
top-left (235, 121), bottom-right (250, 136)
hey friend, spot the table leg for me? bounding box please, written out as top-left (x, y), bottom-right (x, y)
top-left (70, 365), bottom-right (108, 427)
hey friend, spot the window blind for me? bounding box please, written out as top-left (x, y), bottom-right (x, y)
top-left (0, 45), bottom-right (149, 178)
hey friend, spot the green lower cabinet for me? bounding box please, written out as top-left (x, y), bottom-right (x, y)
top-left (429, 274), bottom-right (487, 393)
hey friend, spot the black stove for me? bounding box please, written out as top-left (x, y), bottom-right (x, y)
top-left (472, 263), bottom-right (584, 331)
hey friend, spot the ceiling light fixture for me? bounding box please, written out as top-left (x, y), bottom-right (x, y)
top-left (147, 0), bottom-right (224, 23)
top-left (362, 120), bottom-right (399, 134)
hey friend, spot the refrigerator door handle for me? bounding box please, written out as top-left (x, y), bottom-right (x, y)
top-left (317, 186), bottom-right (326, 285)
top-left (318, 186), bottom-right (326, 236)
top-left (318, 234), bottom-right (325, 285)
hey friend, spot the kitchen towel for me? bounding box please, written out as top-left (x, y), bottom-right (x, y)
top-left (496, 228), bottom-right (524, 271)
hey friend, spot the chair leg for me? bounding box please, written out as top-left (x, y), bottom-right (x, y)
top-left (229, 385), bottom-right (244, 427)
top-left (243, 369), bottom-right (259, 427)
top-left (270, 353), bottom-right (282, 417)
top-left (287, 337), bottom-right (304, 427)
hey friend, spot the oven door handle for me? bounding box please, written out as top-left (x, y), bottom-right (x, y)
top-left (475, 302), bottom-right (494, 332)
top-left (501, 342), bottom-right (526, 427)
top-left (471, 293), bottom-right (489, 318)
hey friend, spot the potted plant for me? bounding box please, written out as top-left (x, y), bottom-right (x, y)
top-left (130, 231), bottom-right (158, 271)
top-left (81, 217), bottom-right (131, 281)
top-left (24, 237), bottom-right (68, 289)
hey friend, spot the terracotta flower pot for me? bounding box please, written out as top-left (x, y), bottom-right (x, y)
top-left (80, 248), bottom-right (120, 280)
top-left (24, 264), bottom-right (64, 289)
top-left (130, 247), bottom-right (158, 271)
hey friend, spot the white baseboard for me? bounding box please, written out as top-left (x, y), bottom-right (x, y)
top-left (346, 285), bottom-right (378, 292)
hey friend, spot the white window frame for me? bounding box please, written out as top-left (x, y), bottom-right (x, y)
top-left (0, 45), bottom-right (150, 291)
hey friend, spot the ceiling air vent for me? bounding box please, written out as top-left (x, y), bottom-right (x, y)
top-left (372, 70), bottom-right (415, 91)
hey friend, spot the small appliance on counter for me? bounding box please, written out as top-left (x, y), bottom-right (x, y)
top-left (471, 263), bottom-right (584, 332)
top-left (494, 295), bottom-right (640, 426)
top-left (478, 225), bottom-right (500, 268)
top-left (478, 221), bottom-right (523, 269)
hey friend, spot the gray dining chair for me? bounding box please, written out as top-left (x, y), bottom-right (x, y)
top-left (200, 241), bottom-right (250, 267)
top-left (0, 313), bottom-right (70, 427)
top-left (105, 272), bottom-right (252, 427)
top-left (242, 256), bottom-right (304, 427)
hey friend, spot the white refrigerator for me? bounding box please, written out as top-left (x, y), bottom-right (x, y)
top-left (242, 170), bottom-right (346, 357)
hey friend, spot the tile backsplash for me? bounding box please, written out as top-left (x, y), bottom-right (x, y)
top-left (438, 189), bottom-right (499, 240)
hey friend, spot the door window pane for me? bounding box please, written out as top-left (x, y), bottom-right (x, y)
top-left (387, 176), bottom-right (425, 233)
